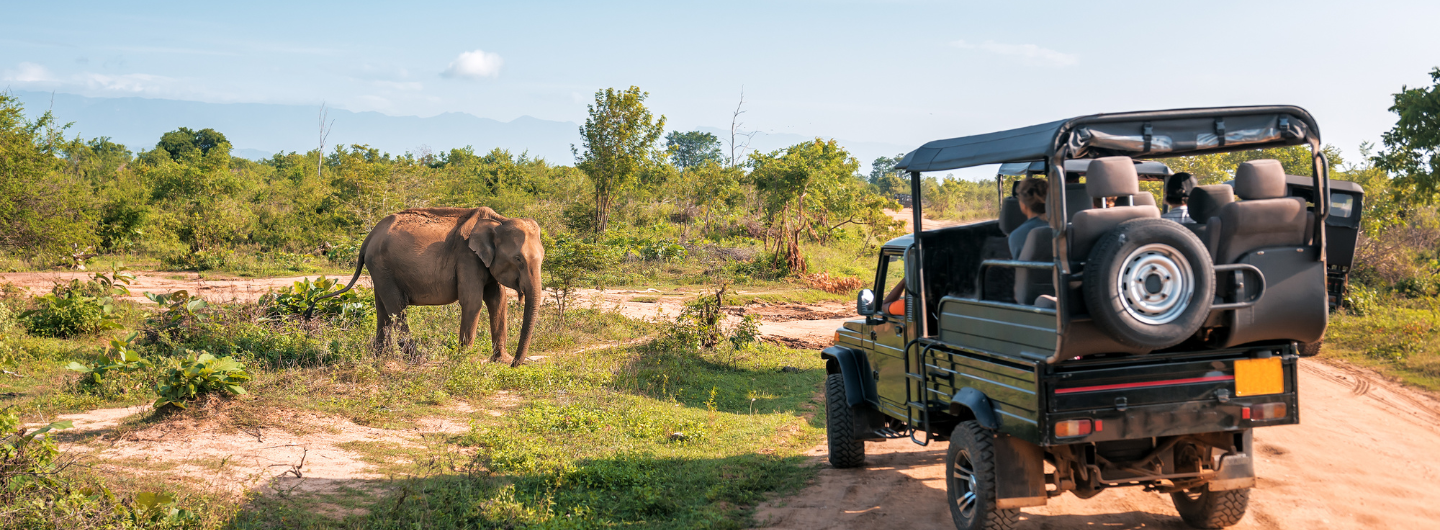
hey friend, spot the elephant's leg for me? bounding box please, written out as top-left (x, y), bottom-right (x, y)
top-left (373, 278), bottom-right (413, 356)
top-left (483, 281), bottom-right (508, 363)
top-left (458, 282), bottom-right (485, 351)
top-left (373, 291), bottom-right (391, 352)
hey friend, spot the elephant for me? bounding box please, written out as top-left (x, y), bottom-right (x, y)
top-left (316, 207), bottom-right (544, 366)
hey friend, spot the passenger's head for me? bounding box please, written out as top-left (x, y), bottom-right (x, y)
top-left (1165, 172), bottom-right (1198, 206)
top-left (1016, 177), bottom-right (1047, 217)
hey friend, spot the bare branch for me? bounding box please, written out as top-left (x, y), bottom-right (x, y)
top-left (318, 103), bottom-right (335, 178)
top-left (727, 87), bottom-right (757, 167)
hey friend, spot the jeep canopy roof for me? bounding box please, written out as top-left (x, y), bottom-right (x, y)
top-left (895, 106), bottom-right (1319, 173)
top-left (998, 159), bottom-right (1174, 177)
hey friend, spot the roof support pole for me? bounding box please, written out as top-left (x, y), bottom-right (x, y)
top-left (909, 170), bottom-right (927, 338)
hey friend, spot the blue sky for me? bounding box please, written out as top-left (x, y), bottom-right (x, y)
top-left (4, 0), bottom-right (1440, 173)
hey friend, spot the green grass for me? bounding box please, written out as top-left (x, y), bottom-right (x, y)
top-left (1323, 293), bottom-right (1440, 391)
top-left (0, 286), bottom-right (829, 529)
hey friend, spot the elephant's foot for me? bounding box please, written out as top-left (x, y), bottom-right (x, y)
top-left (509, 357), bottom-right (525, 368)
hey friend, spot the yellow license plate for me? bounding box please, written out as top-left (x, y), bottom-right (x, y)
top-left (1234, 357), bottom-right (1284, 396)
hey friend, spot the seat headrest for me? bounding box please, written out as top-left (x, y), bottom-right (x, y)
top-left (1234, 159), bottom-right (1288, 200)
top-left (1188, 184), bottom-right (1235, 221)
top-left (1085, 157), bottom-right (1140, 198)
top-left (1133, 191), bottom-right (1156, 206)
top-left (998, 196), bottom-right (1026, 235)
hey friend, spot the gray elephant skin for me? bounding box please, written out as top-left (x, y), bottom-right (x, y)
top-left (318, 207), bottom-right (545, 366)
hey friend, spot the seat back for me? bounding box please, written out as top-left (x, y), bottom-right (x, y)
top-left (1065, 183), bottom-right (1091, 221)
top-left (1187, 184), bottom-right (1236, 256)
top-left (1133, 191), bottom-right (1157, 207)
top-left (1015, 226), bottom-right (1054, 305)
top-left (1213, 160), bottom-right (1308, 263)
top-left (1069, 157), bottom-right (1161, 260)
top-left (998, 196), bottom-right (1026, 235)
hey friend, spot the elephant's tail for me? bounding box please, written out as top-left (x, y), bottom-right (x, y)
top-left (305, 230), bottom-right (374, 319)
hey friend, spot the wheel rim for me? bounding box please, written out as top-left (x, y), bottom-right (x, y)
top-left (952, 449), bottom-right (978, 520)
top-left (1116, 243), bottom-right (1194, 325)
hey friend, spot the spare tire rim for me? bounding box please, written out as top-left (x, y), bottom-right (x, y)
top-left (1117, 243), bottom-right (1193, 325)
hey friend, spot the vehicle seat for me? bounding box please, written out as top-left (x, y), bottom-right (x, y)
top-left (1069, 157), bottom-right (1161, 260)
top-left (998, 196), bottom-right (1026, 235)
top-left (1209, 160), bottom-right (1308, 263)
top-left (1186, 184), bottom-right (1235, 255)
top-left (1015, 226), bottom-right (1054, 305)
top-left (1133, 191), bottom-right (1157, 207)
top-left (1065, 182), bottom-right (1090, 221)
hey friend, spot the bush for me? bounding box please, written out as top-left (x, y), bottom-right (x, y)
top-left (144, 290), bottom-right (210, 336)
top-left (19, 269), bottom-right (133, 338)
top-left (160, 248), bottom-right (232, 271)
top-left (66, 334), bottom-right (154, 399)
top-left (259, 276), bottom-right (371, 323)
top-left (153, 350), bottom-right (252, 410)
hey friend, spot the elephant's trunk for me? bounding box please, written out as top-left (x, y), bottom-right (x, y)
top-left (512, 283), bottom-right (539, 366)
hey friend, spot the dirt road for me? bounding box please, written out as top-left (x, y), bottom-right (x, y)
top-left (0, 271), bottom-right (371, 303)
top-left (753, 357), bottom-right (1440, 530)
top-left (15, 271), bottom-right (1440, 528)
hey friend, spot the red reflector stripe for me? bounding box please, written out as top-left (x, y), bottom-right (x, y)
top-left (1055, 375), bottom-right (1235, 395)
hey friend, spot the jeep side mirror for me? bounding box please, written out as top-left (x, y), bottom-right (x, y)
top-left (857, 289), bottom-right (877, 316)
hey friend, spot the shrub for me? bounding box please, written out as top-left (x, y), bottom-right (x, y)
top-left (160, 248), bottom-right (232, 271)
top-left (144, 289), bottom-right (210, 334)
top-left (800, 272), bottom-right (864, 294)
top-left (153, 350), bottom-right (252, 410)
top-left (259, 276), bottom-right (371, 322)
top-left (19, 269), bottom-right (133, 338)
top-left (66, 334), bottom-right (153, 398)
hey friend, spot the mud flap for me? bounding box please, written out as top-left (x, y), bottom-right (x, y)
top-left (992, 433), bottom-right (1047, 509)
top-left (1209, 430), bottom-right (1256, 491)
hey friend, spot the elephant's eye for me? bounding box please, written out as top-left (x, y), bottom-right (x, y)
top-left (514, 255), bottom-right (522, 261)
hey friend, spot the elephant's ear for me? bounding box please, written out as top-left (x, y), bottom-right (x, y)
top-left (464, 217), bottom-right (499, 268)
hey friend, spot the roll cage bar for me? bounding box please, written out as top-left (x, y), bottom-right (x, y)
top-left (895, 105), bottom-right (1329, 355)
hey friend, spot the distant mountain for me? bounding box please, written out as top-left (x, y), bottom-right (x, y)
top-left (9, 91), bottom-right (913, 172)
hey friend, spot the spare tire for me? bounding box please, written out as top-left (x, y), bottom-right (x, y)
top-left (1084, 218), bottom-right (1214, 350)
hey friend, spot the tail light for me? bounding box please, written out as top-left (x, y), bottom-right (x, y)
top-left (1249, 402), bottom-right (1287, 420)
top-left (1055, 419), bottom-right (1092, 438)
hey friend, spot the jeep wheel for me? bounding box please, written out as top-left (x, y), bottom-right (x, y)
top-left (946, 421), bottom-right (1019, 530)
top-left (1171, 488), bottom-right (1249, 528)
top-left (825, 373), bottom-right (865, 468)
top-left (1298, 340), bottom-right (1322, 357)
top-left (1084, 218), bottom-right (1215, 351)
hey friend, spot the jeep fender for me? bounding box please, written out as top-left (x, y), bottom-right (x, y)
top-left (949, 387), bottom-right (999, 431)
top-left (820, 346), bottom-right (876, 407)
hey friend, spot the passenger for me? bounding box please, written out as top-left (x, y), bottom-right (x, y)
top-left (1008, 177), bottom-right (1048, 259)
top-left (881, 280), bottom-right (906, 316)
top-left (1162, 172), bottom-right (1198, 223)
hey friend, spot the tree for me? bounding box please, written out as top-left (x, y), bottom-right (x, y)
top-left (749, 139), bottom-right (865, 273)
top-left (0, 93), bottom-right (98, 257)
top-left (156, 127), bottom-right (230, 160)
top-left (1375, 67), bottom-right (1440, 204)
top-left (573, 86), bottom-right (666, 233)
top-left (665, 130), bottom-right (723, 171)
top-left (868, 153), bottom-right (905, 184)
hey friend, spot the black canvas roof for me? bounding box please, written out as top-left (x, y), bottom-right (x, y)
top-left (998, 159), bottom-right (1174, 177)
top-left (895, 106), bottom-right (1320, 173)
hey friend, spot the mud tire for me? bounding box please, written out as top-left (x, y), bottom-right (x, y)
top-left (946, 421), bottom-right (1019, 530)
top-left (1171, 488), bottom-right (1250, 528)
top-left (825, 373), bottom-right (865, 468)
top-left (1298, 340), bottom-right (1323, 357)
top-left (1084, 218), bottom-right (1215, 351)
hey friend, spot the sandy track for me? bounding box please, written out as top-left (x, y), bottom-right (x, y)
top-left (0, 271), bottom-right (371, 304)
top-left (754, 358), bottom-right (1440, 529)
top-left (15, 270), bottom-right (1438, 528)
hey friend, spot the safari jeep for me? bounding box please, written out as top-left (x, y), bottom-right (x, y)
top-left (822, 107), bottom-right (1350, 529)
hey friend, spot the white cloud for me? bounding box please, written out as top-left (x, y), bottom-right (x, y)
top-left (81, 72), bottom-right (174, 93)
top-left (441, 49), bottom-right (503, 79)
top-left (4, 62), bottom-right (55, 83)
top-left (950, 39), bottom-right (1078, 67)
